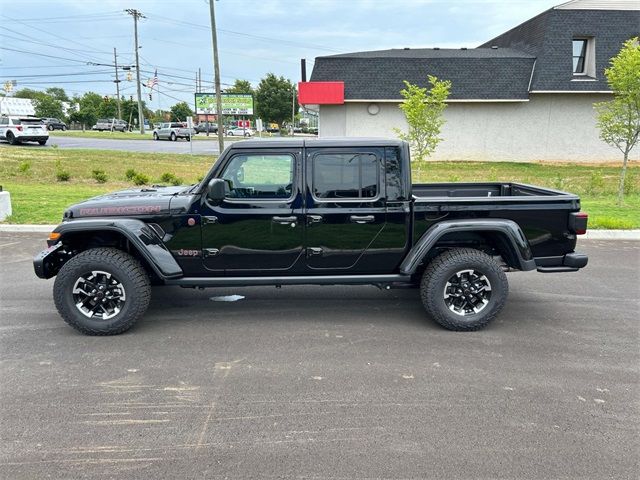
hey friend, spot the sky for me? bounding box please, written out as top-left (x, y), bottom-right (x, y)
top-left (0, 0), bottom-right (561, 108)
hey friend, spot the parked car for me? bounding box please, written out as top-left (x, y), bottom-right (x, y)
top-left (0, 115), bottom-right (48, 145)
top-left (92, 119), bottom-right (128, 132)
top-left (226, 126), bottom-right (255, 137)
top-left (41, 118), bottom-right (67, 131)
top-left (153, 122), bottom-right (196, 141)
top-left (195, 123), bottom-right (219, 134)
top-left (33, 138), bottom-right (589, 336)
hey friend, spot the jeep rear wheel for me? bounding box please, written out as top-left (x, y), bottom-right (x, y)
top-left (53, 248), bottom-right (151, 335)
top-left (420, 248), bottom-right (508, 331)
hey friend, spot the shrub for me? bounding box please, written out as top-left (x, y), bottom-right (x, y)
top-left (92, 169), bottom-right (108, 183)
top-left (159, 172), bottom-right (182, 185)
top-left (624, 171), bottom-right (637, 195)
top-left (586, 171), bottom-right (605, 195)
top-left (552, 176), bottom-right (566, 191)
top-left (124, 168), bottom-right (137, 181)
top-left (56, 170), bottom-right (71, 182)
top-left (18, 161), bottom-right (31, 174)
top-left (132, 173), bottom-right (150, 186)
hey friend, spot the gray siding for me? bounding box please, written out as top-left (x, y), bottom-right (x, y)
top-left (319, 94), bottom-right (639, 162)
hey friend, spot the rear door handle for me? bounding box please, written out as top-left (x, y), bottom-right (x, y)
top-left (272, 215), bottom-right (297, 226)
top-left (350, 215), bottom-right (375, 224)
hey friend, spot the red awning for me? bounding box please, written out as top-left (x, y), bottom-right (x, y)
top-left (298, 81), bottom-right (344, 105)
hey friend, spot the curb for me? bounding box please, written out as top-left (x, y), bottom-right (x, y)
top-left (1, 224), bottom-right (639, 240)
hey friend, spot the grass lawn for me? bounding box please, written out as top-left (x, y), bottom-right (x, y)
top-left (49, 130), bottom-right (270, 141)
top-left (1, 148), bottom-right (638, 227)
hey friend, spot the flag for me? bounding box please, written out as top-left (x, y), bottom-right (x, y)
top-left (147, 69), bottom-right (158, 89)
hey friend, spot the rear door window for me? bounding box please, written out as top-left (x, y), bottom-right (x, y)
top-left (312, 152), bottom-right (379, 199)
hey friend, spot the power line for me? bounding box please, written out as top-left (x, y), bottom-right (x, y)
top-left (3, 70), bottom-right (113, 79)
top-left (145, 13), bottom-right (340, 53)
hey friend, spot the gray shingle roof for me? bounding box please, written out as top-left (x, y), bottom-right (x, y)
top-left (310, 4), bottom-right (640, 100)
top-left (310, 49), bottom-right (535, 100)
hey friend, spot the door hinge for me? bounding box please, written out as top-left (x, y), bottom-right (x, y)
top-left (307, 247), bottom-right (323, 257)
top-left (203, 248), bottom-right (220, 257)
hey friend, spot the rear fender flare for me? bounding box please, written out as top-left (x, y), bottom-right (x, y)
top-left (400, 219), bottom-right (535, 274)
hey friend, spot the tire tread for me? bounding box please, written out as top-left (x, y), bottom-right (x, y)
top-left (53, 248), bottom-right (151, 335)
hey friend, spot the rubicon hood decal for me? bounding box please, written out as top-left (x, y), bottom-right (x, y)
top-left (78, 205), bottom-right (163, 217)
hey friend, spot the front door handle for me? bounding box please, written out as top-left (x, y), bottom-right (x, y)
top-left (272, 215), bottom-right (297, 226)
top-left (307, 215), bottom-right (323, 226)
top-left (350, 215), bottom-right (375, 224)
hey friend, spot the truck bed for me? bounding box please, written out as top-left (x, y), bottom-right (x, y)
top-left (412, 182), bottom-right (577, 200)
top-left (411, 182), bottom-right (581, 260)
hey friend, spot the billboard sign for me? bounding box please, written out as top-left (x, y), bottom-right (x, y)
top-left (195, 93), bottom-right (254, 115)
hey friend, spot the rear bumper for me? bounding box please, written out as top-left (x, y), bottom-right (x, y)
top-left (535, 252), bottom-right (588, 273)
top-left (17, 136), bottom-right (48, 142)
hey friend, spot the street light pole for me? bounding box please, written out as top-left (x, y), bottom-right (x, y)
top-left (208, 0), bottom-right (224, 153)
top-left (125, 8), bottom-right (146, 134)
top-left (113, 47), bottom-right (122, 120)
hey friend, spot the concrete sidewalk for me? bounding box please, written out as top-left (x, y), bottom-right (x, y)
top-left (1, 224), bottom-right (639, 240)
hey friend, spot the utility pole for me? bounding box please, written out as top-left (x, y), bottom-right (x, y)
top-left (291, 86), bottom-right (296, 134)
top-left (198, 67), bottom-right (202, 92)
top-left (125, 8), bottom-right (146, 134)
top-left (113, 47), bottom-right (122, 120)
top-left (208, 0), bottom-right (224, 153)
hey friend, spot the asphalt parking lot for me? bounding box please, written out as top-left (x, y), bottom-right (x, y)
top-left (0, 234), bottom-right (638, 479)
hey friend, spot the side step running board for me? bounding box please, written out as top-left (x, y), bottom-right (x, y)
top-left (166, 274), bottom-right (412, 288)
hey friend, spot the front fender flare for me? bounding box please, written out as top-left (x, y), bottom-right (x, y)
top-left (399, 219), bottom-right (536, 274)
top-left (49, 218), bottom-right (182, 279)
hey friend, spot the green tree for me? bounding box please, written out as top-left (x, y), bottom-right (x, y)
top-left (255, 73), bottom-right (297, 126)
top-left (69, 92), bottom-right (102, 130)
top-left (32, 95), bottom-right (65, 119)
top-left (12, 88), bottom-right (44, 100)
top-left (395, 76), bottom-right (451, 175)
top-left (170, 101), bottom-right (194, 122)
top-left (226, 79), bottom-right (253, 94)
top-left (45, 87), bottom-right (70, 103)
top-left (595, 37), bottom-right (640, 205)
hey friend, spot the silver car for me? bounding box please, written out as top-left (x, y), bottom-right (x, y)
top-left (92, 119), bottom-right (128, 132)
top-left (152, 122), bottom-right (196, 141)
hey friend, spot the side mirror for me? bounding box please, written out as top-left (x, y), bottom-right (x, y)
top-left (206, 178), bottom-right (227, 204)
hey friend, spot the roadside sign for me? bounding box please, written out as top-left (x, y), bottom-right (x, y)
top-left (256, 119), bottom-right (263, 132)
top-left (195, 93), bottom-right (254, 115)
top-left (237, 120), bottom-right (250, 128)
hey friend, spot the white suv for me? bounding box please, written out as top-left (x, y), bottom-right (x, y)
top-left (0, 116), bottom-right (49, 145)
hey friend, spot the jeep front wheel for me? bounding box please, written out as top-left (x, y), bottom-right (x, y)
top-left (53, 248), bottom-right (151, 335)
top-left (420, 248), bottom-right (508, 331)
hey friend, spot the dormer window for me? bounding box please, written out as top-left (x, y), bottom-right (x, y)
top-left (572, 37), bottom-right (596, 78)
top-left (572, 39), bottom-right (587, 73)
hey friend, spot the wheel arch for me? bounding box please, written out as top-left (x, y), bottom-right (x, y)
top-left (42, 219), bottom-right (183, 280)
top-left (400, 219), bottom-right (536, 275)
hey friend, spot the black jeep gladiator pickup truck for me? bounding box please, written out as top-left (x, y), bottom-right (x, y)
top-left (34, 138), bottom-right (588, 335)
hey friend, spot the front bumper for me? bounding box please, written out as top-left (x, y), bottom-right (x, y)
top-left (535, 252), bottom-right (588, 273)
top-left (33, 242), bottom-right (65, 279)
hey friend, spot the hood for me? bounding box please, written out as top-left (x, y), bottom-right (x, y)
top-left (64, 185), bottom-right (186, 219)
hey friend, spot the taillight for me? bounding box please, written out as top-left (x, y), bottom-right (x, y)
top-left (15, 125), bottom-right (23, 132)
top-left (570, 212), bottom-right (588, 235)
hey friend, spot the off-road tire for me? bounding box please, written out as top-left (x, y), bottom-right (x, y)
top-left (420, 248), bottom-right (508, 331)
top-left (53, 248), bottom-right (151, 335)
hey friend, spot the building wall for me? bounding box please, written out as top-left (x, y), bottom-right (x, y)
top-left (319, 93), bottom-right (636, 162)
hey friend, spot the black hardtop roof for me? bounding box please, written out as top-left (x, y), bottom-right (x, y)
top-left (229, 137), bottom-right (407, 150)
